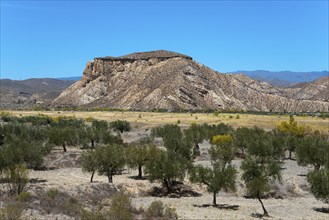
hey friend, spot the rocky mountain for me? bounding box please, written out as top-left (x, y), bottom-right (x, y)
top-left (52, 50), bottom-right (329, 112)
top-left (0, 78), bottom-right (76, 109)
top-left (281, 77), bottom-right (329, 102)
top-left (229, 70), bottom-right (328, 87)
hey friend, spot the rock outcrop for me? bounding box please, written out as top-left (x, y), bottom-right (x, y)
top-left (52, 50), bottom-right (329, 112)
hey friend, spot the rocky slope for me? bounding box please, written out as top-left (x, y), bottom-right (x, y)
top-left (281, 77), bottom-right (329, 102)
top-left (52, 50), bottom-right (329, 112)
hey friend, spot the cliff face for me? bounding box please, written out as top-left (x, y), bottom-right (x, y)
top-left (52, 50), bottom-right (329, 112)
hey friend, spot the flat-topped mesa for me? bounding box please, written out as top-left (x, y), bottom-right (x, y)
top-left (83, 50), bottom-right (193, 82)
top-left (95, 50), bottom-right (193, 61)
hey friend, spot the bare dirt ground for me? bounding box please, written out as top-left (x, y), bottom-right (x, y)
top-left (15, 129), bottom-right (327, 220)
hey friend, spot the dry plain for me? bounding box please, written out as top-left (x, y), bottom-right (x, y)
top-left (5, 110), bottom-right (329, 132)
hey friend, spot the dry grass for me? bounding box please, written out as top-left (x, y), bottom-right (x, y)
top-left (4, 110), bottom-right (329, 132)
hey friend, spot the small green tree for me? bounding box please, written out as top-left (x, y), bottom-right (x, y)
top-left (49, 117), bottom-right (85, 152)
top-left (94, 144), bottom-right (126, 183)
top-left (184, 123), bottom-right (208, 153)
top-left (84, 120), bottom-right (109, 148)
top-left (190, 134), bottom-right (237, 206)
top-left (145, 149), bottom-right (189, 194)
top-left (81, 150), bottom-right (98, 182)
top-left (125, 140), bottom-right (155, 179)
top-left (307, 168), bottom-right (329, 208)
top-left (296, 132), bottom-right (329, 170)
top-left (190, 162), bottom-right (236, 206)
top-left (276, 115), bottom-right (307, 159)
top-left (151, 124), bottom-right (194, 160)
top-left (241, 128), bottom-right (283, 217)
top-left (110, 120), bottom-right (131, 133)
top-left (233, 127), bottom-right (253, 156)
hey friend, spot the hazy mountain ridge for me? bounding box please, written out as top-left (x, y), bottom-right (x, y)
top-left (0, 78), bottom-right (76, 108)
top-left (229, 70), bottom-right (329, 87)
top-left (51, 50), bottom-right (329, 112)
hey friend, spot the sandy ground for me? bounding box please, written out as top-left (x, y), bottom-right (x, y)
top-left (20, 139), bottom-right (327, 220)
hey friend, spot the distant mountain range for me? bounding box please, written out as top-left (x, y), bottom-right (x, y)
top-left (228, 70), bottom-right (329, 87)
top-left (0, 78), bottom-right (76, 109)
top-left (57, 76), bottom-right (81, 81)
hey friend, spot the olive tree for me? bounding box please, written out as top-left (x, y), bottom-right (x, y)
top-left (276, 115), bottom-right (307, 160)
top-left (307, 168), bottom-right (329, 209)
top-left (151, 124), bottom-right (194, 160)
top-left (296, 132), bottom-right (329, 170)
top-left (48, 117), bottom-right (85, 152)
top-left (82, 144), bottom-right (126, 183)
top-left (145, 149), bottom-right (189, 194)
top-left (110, 120), bottom-right (131, 133)
top-left (190, 134), bottom-right (237, 206)
top-left (184, 123), bottom-right (209, 155)
top-left (84, 120), bottom-right (109, 148)
top-left (125, 138), bottom-right (156, 179)
top-left (0, 123), bottom-right (53, 170)
top-left (190, 162), bottom-right (236, 206)
top-left (241, 127), bottom-right (283, 217)
top-left (81, 150), bottom-right (98, 182)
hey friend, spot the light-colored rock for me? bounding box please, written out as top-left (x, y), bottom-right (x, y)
top-left (52, 50), bottom-right (329, 112)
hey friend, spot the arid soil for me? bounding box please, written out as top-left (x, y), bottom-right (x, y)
top-left (10, 128), bottom-right (327, 220)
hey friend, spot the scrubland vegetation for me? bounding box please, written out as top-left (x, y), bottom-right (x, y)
top-left (0, 111), bottom-right (328, 219)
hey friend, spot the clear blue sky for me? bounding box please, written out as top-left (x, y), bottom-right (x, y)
top-left (1, 0), bottom-right (328, 80)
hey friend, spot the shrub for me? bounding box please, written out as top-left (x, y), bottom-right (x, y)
top-left (0, 202), bottom-right (25, 220)
top-left (85, 116), bottom-right (95, 122)
top-left (4, 164), bottom-right (29, 195)
top-left (16, 192), bottom-right (31, 202)
top-left (147, 200), bottom-right (164, 217)
top-left (164, 206), bottom-right (178, 219)
top-left (47, 188), bottom-right (59, 199)
top-left (80, 209), bottom-right (105, 220)
top-left (108, 193), bottom-right (133, 220)
top-left (146, 200), bottom-right (178, 219)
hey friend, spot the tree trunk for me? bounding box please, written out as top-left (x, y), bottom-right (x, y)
top-left (195, 143), bottom-right (200, 149)
top-left (213, 192), bottom-right (217, 206)
top-left (164, 179), bottom-right (171, 194)
top-left (62, 144), bottom-right (67, 153)
top-left (138, 165), bottom-right (142, 179)
top-left (288, 150), bottom-right (292, 160)
top-left (257, 191), bottom-right (269, 217)
top-left (108, 174), bottom-right (113, 183)
top-left (90, 170), bottom-right (95, 182)
top-left (314, 164), bottom-right (320, 170)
